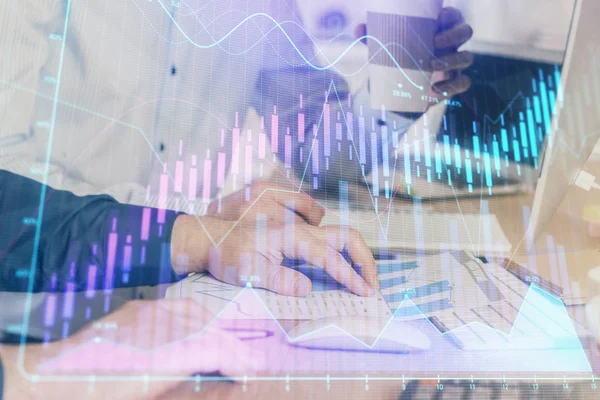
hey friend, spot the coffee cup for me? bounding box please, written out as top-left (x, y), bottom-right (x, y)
top-left (367, 0), bottom-right (443, 113)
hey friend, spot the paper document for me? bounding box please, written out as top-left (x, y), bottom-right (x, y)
top-left (166, 271), bottom-right (392, 320)
top-left (377, 252), bottom-right (520, 322)
top-left (377, 251), bottom-right (582, 350)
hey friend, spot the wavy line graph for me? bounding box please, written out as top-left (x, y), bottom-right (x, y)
top-left (133, 0), bottom-right (358, 69)
top-left (154, 0), bottom-right (449, 84)
top-left (154, 0), bottom-right (429, 90)
top-left (1, 0), bottom-right (524, 253)
top-left (4, 1), bottom-right (587, 247)
top-left (4, 4), bottom-right (593, 273)
top-left (154, 0), bottom-right (445, 72)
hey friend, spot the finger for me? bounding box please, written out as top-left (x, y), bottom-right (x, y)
top-left (206, 200), bottom-right (220, 216)
top-left (302, 227), bottom-right (376, 297)
top-left (345, 228), bottom-right (379, 290)
top-left (326, 246), bottom-right (376, 297)
top-left (206, 189), bottom-right (243, 219)
top-left (431, 51), bottom-right (474, 73)
top-left (432, 74), bottom-right (472, 97)
top-left (434, 23), bottom-right (473, 50)
top-left (355, 23), bottom-right (367, 44)
top-left (438, 7), bottom-right (464, 29)
top-left (267, 209), bottom-right (314, 226)
top-left (226, 200), bottom-right (306, 225)
top-left (262, 264), bottom-right (312, 297)
top-left (268, 190), bottom-right (325, 226)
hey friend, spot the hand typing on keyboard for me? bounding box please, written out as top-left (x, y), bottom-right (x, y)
top-left (171, 182), bottom-right (380, 297)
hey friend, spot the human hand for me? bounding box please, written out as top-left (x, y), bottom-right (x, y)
top-left (354, 7), bottom-right (474, 101)
top-left (172, 182), bottom-right (326, 277)
top-left (428, 7), bottom-right (474, 98)
top-left (206, 182), bottom-right (325, 225)
top-left (173, 214), bottom-right (379, 297)
top-left (5, 299), bottom-right (263, 400)
top-left (206, 218), bottom-right (378, 297)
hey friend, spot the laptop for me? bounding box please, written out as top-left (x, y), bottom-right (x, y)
top-left (527, 0), bottom-right (600, 241)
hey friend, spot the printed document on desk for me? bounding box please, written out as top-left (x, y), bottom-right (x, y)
top-left (378, 251), bottom-right (583, 350)
top-left (377, 252), bottom-right (527, 324)
top-left (166, 271), bottom-right (392, 321)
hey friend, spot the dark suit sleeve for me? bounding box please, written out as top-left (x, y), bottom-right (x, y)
top-left (0, 170), bottom-right (185, 293)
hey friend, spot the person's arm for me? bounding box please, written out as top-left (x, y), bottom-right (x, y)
top-left (0, 165), bottom-right (378, 300)
top-left (0, 169), bottom-right (185, 294)
top-left (0, 0), bottom-right (62, 149)
top-left (0, 299), bottom-right (264, 400)
top-left (0, 336), bottom-right (162, 400)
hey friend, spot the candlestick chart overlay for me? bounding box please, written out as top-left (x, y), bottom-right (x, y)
top-left (2, 0), bottom-right (599, 391)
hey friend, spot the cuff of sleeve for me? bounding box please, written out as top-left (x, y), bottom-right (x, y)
top-left (392, 111), bottom-right (425, 121)
top-left (142, 209), bottom-right (188, 284)
top-left (112, 205), bottom-right (189, 288)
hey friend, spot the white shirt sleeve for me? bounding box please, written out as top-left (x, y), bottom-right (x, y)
top-left (0, 1), bottom-right (153, 206)
top-left (0, 1), bottom-right (63, 152)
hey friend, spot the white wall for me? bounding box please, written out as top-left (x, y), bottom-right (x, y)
top-left (297, 0), bottom-right (575, 52)
top-left (447, 0), bottom-right (575, 52)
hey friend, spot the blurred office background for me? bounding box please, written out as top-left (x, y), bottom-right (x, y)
top-left (226, 0), bottom-right (577, 195)
top-left (295, 0), bottom-right (576, 165)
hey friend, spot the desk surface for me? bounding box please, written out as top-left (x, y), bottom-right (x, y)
top-left (168, 160), bottom-right (600, 399)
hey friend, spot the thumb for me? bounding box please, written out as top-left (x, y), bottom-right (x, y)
top-left (354, 24), bottom-right (367, 44)
top-left (261, 265), bottom-right (312, 297)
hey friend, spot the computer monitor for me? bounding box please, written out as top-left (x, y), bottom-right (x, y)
top-left (527, 0), bottom-right (600, 242)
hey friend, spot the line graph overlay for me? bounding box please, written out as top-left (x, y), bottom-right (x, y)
top-left (36, 283), bottom-right (590, 378)
top-left (154, 0), bottom-right (431, 91)
top-left (18, 0), bottom-right (73, 381)
top-left (4, 0), bottom-right (595, 387)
